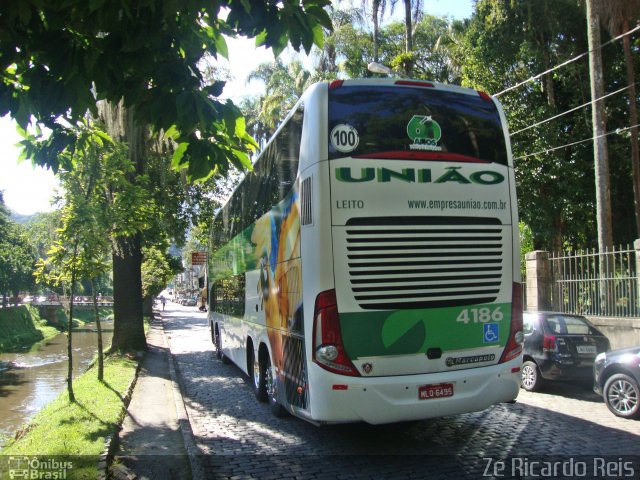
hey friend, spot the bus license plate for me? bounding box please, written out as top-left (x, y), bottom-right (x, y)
top-left (418, 383), bottom-right (454, 400)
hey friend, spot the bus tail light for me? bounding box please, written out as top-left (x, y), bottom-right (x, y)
top-left (499, 283), bottom-right (524, 364)
top-left (313, 289), bottom-right (360, 377)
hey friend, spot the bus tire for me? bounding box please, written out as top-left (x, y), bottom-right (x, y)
top-left (250, 347), bottom-right (268, 402)
top-left (265, 355), bottom-right (288, 418)
top-left (214, 325), bottom-right (230, 364)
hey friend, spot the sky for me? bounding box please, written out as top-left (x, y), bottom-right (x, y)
top-left (0, 0), bottom-right (473, 216)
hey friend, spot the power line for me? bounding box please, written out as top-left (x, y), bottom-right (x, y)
top-left (510, 83), bottom-right (637, 136)
top-left (514, 123), bottom-right (640, 161)
top-left (495, 24), bottom-right (640, 97)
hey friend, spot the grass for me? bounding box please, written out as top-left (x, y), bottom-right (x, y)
top-left (1, 354), bottom-right (139, 479)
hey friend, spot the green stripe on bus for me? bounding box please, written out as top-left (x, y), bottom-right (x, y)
top-left (340, 303), bottom-right (511, 358)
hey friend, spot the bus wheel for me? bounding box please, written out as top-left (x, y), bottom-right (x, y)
top-left (214, 326), bottom-right (229, 364)
top-left (250, 348), bottom-right (267, 402)
top-left (265, 355), bottom-right (288, 418)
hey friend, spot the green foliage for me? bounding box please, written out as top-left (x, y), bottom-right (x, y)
top-left (1, 0), bottom-right (332, 182)
top-left (246, 59), bottom-right (314, 135)
top-left (32, 122), bottom-right (115, 292)
top-left (141, 246), bottom-right (181, 299)
top-left (458, 0), bottom-right (613, 250)
top-left (519, 222), bottom-right (534, 277)
top-left (0, 193), bottom-right (37, 303)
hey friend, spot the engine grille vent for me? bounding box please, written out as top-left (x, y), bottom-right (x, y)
top-left (345, 217), bottom-right (504, 310)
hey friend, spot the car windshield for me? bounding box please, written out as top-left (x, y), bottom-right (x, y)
top-left (544, 315), bottom-right (594, 335)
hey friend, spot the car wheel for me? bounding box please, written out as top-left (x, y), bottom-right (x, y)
top-left (521, 360), bottom-right (543, 392)
top-left (603, 373), bottom-right (640, 419)
top-left (265, 355), bottom-right (287, 418)
top-left (250, 348), bottom-right (267, 402)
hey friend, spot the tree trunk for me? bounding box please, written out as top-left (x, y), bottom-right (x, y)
top-left (586, 0), bottom-right (613, 313)
top-left (111, 234), bottom-right (146, 351)
top-left (372, 0), bottom-right (381, 63)
top-left (404, 0), bottom-right (413, 53)
top-left (621, 21), bottom-right (640, 237)
top-left (99, 100), bottom-right (148, 352)
top-left (91, 279), bottom-right (104, 381)
top-left (67, 250), bottom-right (78, 403)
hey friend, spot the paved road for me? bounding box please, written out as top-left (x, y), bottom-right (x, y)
top-left (162, 303), bottom-right (640, 479)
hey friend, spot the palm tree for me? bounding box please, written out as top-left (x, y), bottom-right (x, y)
top-left (401, 0), bottom-right (423, 53)
top-left (362, 0), bottom-right (396, 62)
top-left (433, 18), bottom-right (468, 83)
top-left (317, 7), bottom-right (366, 74)
top-left (247, 60), bottom-right (313, 133)
top-left (596, 0), bottom-right (640, 236)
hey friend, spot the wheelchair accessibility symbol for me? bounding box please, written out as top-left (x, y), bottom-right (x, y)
top-left (483, 323), bottom-right (499, 343)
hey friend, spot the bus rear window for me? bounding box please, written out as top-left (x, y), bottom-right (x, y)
top-left (328, 85), bottom-right (508, 165)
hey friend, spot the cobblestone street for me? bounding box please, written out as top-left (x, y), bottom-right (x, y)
top-left (162, 304), bottom-right (640, 479)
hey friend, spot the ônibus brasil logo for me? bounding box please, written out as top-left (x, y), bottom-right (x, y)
top-left (407, 115), bottom-right (442, 152)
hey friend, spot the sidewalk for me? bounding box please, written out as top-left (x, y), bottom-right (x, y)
top-left (109, 308), bottom-right (193, 480)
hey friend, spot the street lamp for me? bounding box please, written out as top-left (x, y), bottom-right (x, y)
top-left (367, 62), bottom-right (394, 76)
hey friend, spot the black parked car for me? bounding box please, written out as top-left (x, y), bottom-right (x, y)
top-left (521, 311), bottom-right (610, 392)
top-left (593, 345), bottom-right (640, 419)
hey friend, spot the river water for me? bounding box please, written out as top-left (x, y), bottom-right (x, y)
top-left (0, 321), bottom-right (113, 447)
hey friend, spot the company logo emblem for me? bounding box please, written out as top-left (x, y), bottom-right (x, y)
top-left (362, 362), bottom-right (373, 374)
top-left (407, 115), bottom-right (443, 152)
top-left (446, 354), bottom-right (496, 367)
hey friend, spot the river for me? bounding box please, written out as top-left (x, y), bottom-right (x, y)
top-left (0, 321), bottom-right (113, 447)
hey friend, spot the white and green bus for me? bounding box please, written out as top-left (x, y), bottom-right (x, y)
top-left (208, 78), bottom-right (523, 425)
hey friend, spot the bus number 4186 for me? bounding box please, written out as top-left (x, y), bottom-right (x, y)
top-left (456, 307), bottom-right (504, 324)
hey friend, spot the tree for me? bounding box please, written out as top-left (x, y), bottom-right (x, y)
top-left (0, 193), bottom-right (36, 306)
top-left (385, 15), bottom-right (458, 81)
top-left (401, 0), bottom-right (423, 54)
top-left (2, 1), bottom-right (331, 179)
top-left (433, 18), bottom-right (469, 83)
top-left (315, 6), bottom-right (366, 77)
top-left (362, 0), bottom-right (392, 62)
top-left (4, 1), bottom-right (332, 352)
top-left (35, 122), bottom-right (119, 388)
top-left (596, 0), bottom-right (640, 236)
top-left (35, 219), bottom-right (82, 402)
top-left (141, 246), bottom-right (181, 314)
top-left (247, 60), bottom-right (313, 133)
top-left (459, 0), bottom-right (598, 251)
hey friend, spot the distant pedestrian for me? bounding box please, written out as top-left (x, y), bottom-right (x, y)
top-left (161, 295), bottom-right (166, 311)
top-left (199, 287), bottom-right (207, 312)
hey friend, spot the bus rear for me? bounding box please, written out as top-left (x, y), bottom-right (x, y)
top-left (307, 79), bottom-right (523, 424)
